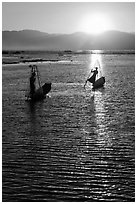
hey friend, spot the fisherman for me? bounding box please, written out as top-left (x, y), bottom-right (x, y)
top-left (30, 67), bottom-right (36, 97)
top-left (87, 67), bottom-right (98, 84)
top-left (91, 67), bottom-right (98, 83)
top-left (84, 67), bottom-right (98, 88)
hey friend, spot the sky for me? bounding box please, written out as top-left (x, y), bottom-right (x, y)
top-left (2, 2), bottom-right (135, 34)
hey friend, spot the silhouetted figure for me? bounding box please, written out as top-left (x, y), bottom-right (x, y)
top-left (88, 67), bottom-right (98, 84)
top-left (30, 69), bottom-right (36, 97)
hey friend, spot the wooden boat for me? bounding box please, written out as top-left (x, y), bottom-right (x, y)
top-left (93, 76), bottom-right (105, 89)
top-left (26, 65), bottom-right (51, 102)
top-left (26, 83), bottom-right (51, 101)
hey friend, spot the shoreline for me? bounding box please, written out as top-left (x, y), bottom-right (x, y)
top-left (2, 58), bottom-right (60, 65)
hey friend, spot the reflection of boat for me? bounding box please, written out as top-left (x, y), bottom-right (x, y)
top-left (26, 65), bottom-right (51, 102)
top-left (84, 60), bottom-right (105, 90)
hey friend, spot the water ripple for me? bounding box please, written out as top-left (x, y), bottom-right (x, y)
top-left (2, 53), bottom-right (135, 201)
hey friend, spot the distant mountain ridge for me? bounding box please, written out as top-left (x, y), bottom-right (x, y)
top-left (2, 29), bottom-right (135, 51)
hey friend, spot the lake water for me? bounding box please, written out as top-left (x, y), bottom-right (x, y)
top-left (2, 52), bottom-right (135, 201)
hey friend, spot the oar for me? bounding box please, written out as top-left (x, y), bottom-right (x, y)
top-left (84, 68), bottom-right (93, 89)
top-left (84, 80), bottom-right (88, 89)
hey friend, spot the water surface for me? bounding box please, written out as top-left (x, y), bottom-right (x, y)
top-left (2, 52), bottom-right (135, 201)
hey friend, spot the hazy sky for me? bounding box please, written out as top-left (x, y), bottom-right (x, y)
top-left (2, 2), bottom-right (135, 34)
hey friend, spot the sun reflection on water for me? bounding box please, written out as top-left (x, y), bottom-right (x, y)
top-left (90, 50), bottom-right (102, 66)
top-left (94, 91), bottom-right (110, 143)
top-left (89, 50), bottom-right (104, 79)
top-left (91, 52), bottom-right (111, 147)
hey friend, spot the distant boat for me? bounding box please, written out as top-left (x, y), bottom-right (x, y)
top-left (58, 52), bottom-right (64, 56)
top-left (26, 65), bottom-right (51, 102)
top-left (84, 60), bottom-right (105, 90)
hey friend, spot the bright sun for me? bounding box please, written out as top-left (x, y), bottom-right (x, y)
top-left (80, 14), bottom-right (111, 35)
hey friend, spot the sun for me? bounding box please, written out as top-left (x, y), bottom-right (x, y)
top-left (80, 13), bottom-right (111, 35)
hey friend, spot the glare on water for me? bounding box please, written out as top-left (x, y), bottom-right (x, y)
top-left (88, 50), bottom-right (104, 79)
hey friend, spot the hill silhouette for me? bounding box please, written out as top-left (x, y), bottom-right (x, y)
top-left (2, 29), bottom-right (135, 51)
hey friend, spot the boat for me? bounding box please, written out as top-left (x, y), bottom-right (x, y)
top-left (92, 76), bottom-right (105, 89)
top-left (26, 65), bottom-right (51, 102)
top-left (84, 60), bottom-right (105, 90)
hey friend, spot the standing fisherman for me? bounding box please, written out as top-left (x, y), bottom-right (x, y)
top-left (88, 67), bottom-right (98, 84)
top-left (30, 66), bottom-right (36, 97)
top-left (84, 67), bottom-right (98, 88)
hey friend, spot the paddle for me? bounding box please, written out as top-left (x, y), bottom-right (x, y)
top-left (84, 68), bottom-right (93, 89)
top-left (84, 80), bottom-right (88, 89)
